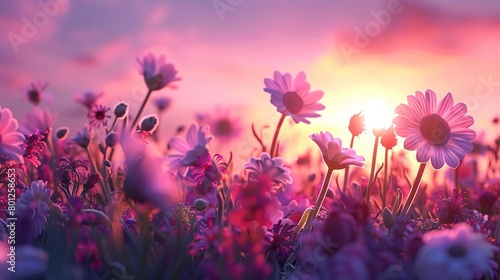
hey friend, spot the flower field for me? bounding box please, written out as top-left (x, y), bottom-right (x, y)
top-left (1, 53), bottom-right (500, 280)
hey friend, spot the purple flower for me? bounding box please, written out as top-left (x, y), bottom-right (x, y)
top-left (430, 189), bottom-right (474, 224)
top-left (74, 91), bottom-right (104, 109)
top-left (138, 53), bottom-right (181, 91)
top-left (244, 152), bottom-right (292, 190)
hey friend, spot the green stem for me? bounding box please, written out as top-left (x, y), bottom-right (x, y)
top-left (365, 135), bottom-right (380, 205)
top-left (342, 135), bottom-right (356, 193)
top-left (269, 114), bottom-right (286, 158)
top-left (130, 90), bottom-right (153, 131)
top-left (400, 163), bottom-right (427, 216)
top-left (306, 168), bottom-right (334, 231)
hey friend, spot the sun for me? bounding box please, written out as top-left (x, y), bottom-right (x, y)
top-left (364, 98), bottom-right (393, 133)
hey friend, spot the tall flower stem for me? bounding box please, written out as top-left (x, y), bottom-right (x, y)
top-left (342, 135), bottom-right (356, 193)
top-left (306, 168), bottom-right (334, 231)
top-left (269, 114), bottom-right (286, 158)
top-left (400, 163), bottom-right (427, 216)
top-left (365, 135), bottom-right (380, 205)
top-left (130, 89), bottom-right (153, 131)
top-left (382, 148), bottom-right (389, 208)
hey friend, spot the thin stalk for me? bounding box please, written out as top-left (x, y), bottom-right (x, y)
top-left (400, 163), bottom-right (427, 216)
top-left (382, 148), bottom-right (389, 208)
top-left (342, 135), bottom-right (356, 193)
top-left (130, 89), bottom-right (153, 131)
top-left (365, 135), bottom-right (380, 205)
top-left (269, 114), bottom-right (286, 158)
top-left (306, 168), bottom-right (334, 231)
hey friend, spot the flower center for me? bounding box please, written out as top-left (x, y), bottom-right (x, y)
top-left (447, 244), bottom-right (467, 258)
top-left (283, 92), bottom-right (304, 114)
top-left (95, 111), bottom-right (105, 120)
top-left (216, 119), bottom-right (232, 136)
top-left (28, 90), bottom-right (41, 104)
top-left (419, 114), bottom-right (451, 146)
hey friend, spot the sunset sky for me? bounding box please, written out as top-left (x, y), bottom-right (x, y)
top-left (2, 0), bottom-right (500, 167)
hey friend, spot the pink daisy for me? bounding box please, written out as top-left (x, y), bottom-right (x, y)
top-left (393, 90), bottom-right (476, 169)
top-left (310, 132), bottom-right (365, 170)
top-left (264, 71), bottom-right (325, 124)
top-left (87, 104), bottom-right (111, 128)
top-left (138, 53), bottom-right (181, 91)
top-left (0, 107), bottom-right (25, 163)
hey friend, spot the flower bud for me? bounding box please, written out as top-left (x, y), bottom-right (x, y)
top-left (55, 127), bottom-right (69, 140)
top-left (381, 125), bottom-right (397, 150)
top-left (105, 132), bottom-right (120, 147)
top-left (382, 207), bottom-right (395, 229)
top-left (193, 198), bottom-right (209, 211)
top-left (139, 114), bottom-right (159, 133)
top-left (104, 160), bottom-right (112, 168)
top-left (114, 102), bottom-right (129, 119)
top-left (348, 112), bottom-right (365, 137)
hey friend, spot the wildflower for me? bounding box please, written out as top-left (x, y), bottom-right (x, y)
top-left (393, 90), bottom-right (475, 169)
top-left (21, 129), bottom-right (48, 167)
top-left (263, 71), bottom-right (325, 124)
top-left (430, 189), bottom-right (474, 224)
top-left (168, 123), bottom-right (213, 176)
top-left (138, 53), bottom-right (181, 91)
top-left (88, 104), bottom-right (111, 128)
top-left (381, 125), bottom-right (397, 150)
top-left (113, 101), bottom-right (129, 119)
top-left (15, 180), bottom-right (52, 237)
top-left (197, 108), bottom-right (243, 141)
top-left (265, 219), bottom-right (295, 266)
top-left (19, 107), bottom-right (57, 135)
top-left (139, 114), bottom-right (159, 133)
top-left (310, 132), bottom-right (365, 170)
top-left (415, 223), bottom-right (498, 280)
top-left (244, 152), bottom-right (292, 190)
top-left (0, 107), bottom-right (25, 163)
top-left (71, 126), bottom-right (93, 148)
top-left (153, 96), bottom-right (171, 113)
top-left (348, 112), bottom-right (365, 137)
top-left (56, 157), bottom-right (90, 187)
top-left (192, 153), bottom-right (227, 187)
top-left (22, 82), bottom-right (49, 106)
top-left (74, 91), bottom-right (104, 109)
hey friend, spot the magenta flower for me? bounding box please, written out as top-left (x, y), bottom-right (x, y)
top-left (16, 180), bottom-right (52, 236)
top-left (192, 153), bottom-right (227, 187)
top-left (0, 107), bottom-right (25, 163)
top-left (71, 126), bottom-right (93, 148)
top-left (244, 152), bottom-right (293, 190)
top-left (310, 132), bottom-right (365, 170)
top-left (168, 123), bottom-right (213, 176)
top-left (21, 129), bottom-right (48, 167)
top-left (87, 104), bottom-right (111, 128)
top-left (393, 90), bottom-right (475, 169)
top-left (138, 53), bottom-right (181, 91)
top-left (264, 71), bottom-right (325, 124)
